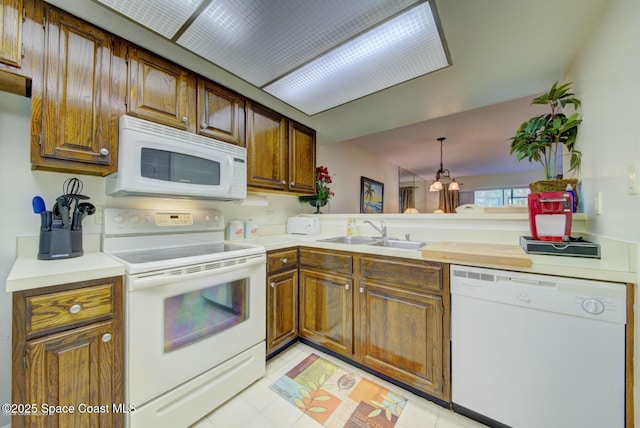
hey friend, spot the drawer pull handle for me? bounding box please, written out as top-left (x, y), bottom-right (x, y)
top-left (290, 181), bottom-right (295, 186)
top-left (345, 284), bottom-right (350, 290)
top-left (281, 258), bottom-right (288, 264)
top-left (69, 304), bottom-right (81, 314)
top-left (281, 180), bottom-right (286, 185)
top-left (359, 287), bottom-right (365, 294)
top-left (101, 333), bottom-right (112, 343)
top-left (182, 116), bottom-right (188, 123)
top-left (100, 148), bottom-right (109, 156)
top-left (270, 282), bottom-right (275, 288)
top-left (201, 122), bottom-right (207, 128)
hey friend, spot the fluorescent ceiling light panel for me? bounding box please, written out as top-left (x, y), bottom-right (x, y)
top-left (177, 0), bottom-right (420, 86)
top-left (264, 2), bottom-right (448, 115)
top-left (95, 0), bottom-right (204, 38)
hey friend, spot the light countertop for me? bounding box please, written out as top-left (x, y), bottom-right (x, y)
top-left (6, 235), bottom-right (125, 293)
top-left (7, 230), bottom-right (636, 293)
top-left (249, 233), bottom-right (637, 284)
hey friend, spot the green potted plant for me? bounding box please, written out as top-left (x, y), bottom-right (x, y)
top-left (299, 165), bottom-right (335, 213)
top-left (510, 81), bottom-right (582, 193)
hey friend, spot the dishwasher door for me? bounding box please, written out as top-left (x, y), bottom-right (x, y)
top-left (450, 265), bottom-right (626, 428)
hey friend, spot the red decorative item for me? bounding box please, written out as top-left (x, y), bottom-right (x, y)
top-left (527, 192), bottom-right (573, 242)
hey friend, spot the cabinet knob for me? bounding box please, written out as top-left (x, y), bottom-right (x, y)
top-left (345, 284), bottom-right (350, 290)
top-left (270, 282), bottom-right (275, 288)
top-left (100, 148), bottom-right (109, 156)
top-left (101, 333), bottom-right (112, 343)
top-left (281, 258), bottom-right (288, 264)
top-left (281, 180), bottom-right (286, 185)
top-left (201, 122), bottom-right (208, 129)
top-left (182, 116), bottom-right (188, 123)
top-left (69, 304), bottom-right (82, 314)
top-left (359, 287), bottom-right (365, 294)
top-left (290, 181), bottom-right (295, 186)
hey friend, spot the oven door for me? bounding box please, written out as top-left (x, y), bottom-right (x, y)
top-left (126, 254), bottom-right (266, 406)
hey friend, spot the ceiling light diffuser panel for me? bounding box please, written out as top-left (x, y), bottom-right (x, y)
top-left (94, 0), bottom-right (448, 115)
top-left (95, 0), bottom-right (205, 38)
top-left (177, 0), bottom-right (421, 87)
top-left (264, 2), bottom-right (448, 114)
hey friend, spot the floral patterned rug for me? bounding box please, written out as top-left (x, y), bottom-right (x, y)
top-left (270, 353), bottom-right (407, 428)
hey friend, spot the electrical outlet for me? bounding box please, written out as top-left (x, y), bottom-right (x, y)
top-left (94, 206), bottom-right (104, 225)
top-left (594, 192), bottom-right (602, 215)
top-left (627, 163), bottom-right (639, 195)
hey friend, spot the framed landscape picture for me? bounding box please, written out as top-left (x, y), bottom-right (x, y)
top-left (360, 177), bottom-right (384, 213)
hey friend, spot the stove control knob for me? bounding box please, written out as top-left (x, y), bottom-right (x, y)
top-left (114, 214), bottom-right (126, 224)
top-left (582, 298), bottom-right (605, 315)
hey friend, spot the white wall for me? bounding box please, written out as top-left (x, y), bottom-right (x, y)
top-left (0, 91), bottom-right (302, 427)
top-left (316, 141), bottom-right (399, 214)
top-left (566, 0), bottom-right (640, 425)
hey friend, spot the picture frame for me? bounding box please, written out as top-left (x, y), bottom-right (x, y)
top-left (360, 177), bottom-right (384, 213)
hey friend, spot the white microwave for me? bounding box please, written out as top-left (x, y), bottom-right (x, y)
top-left (106, 116), bottom-right (246, 200)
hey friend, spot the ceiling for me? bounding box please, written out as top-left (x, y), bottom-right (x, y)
top-left (51, 0), bottom-right (610, 181)
top-left (94, 0), bottom-right (449, 115)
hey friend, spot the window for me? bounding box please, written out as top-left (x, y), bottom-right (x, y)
top-left (474, 188), bottom-right (530, 207)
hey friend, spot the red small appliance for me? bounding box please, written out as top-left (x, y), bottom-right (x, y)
top-left (527, 192), bottom-right (573, 242)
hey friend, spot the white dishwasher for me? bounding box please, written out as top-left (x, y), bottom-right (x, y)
top-left (450, 265), bottom-right (627, 428)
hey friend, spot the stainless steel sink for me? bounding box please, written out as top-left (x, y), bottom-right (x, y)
top-left (317, 236), bottom-right (380, 245)
top-left (368, 239), bottom-right (428, 250)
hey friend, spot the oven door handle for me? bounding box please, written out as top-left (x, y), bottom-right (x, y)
top-left (128, 255), bottom-right (266, 291)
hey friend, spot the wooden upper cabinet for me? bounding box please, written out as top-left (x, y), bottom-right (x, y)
top-left (32, 5), bottom-right (122, 175)
top-left (0, 0), bottom-right (22, 68)
top-left (246, 100), bottom-right (316, 195)
top-left (288, 120), bottom-right (316, 194)
top-left (246, 100), bottom-right (288, 191)
top-left (197, 79), bottom-right (245, 146)
top-left (126, 47), bottom-right (196, 131)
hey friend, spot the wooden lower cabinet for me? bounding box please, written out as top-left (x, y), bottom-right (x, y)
top-left (298, 248), bottom-right (450, 401)
top-left (355, 281), bottom-right (445, 397)
top-left (266, 249), bottom-right (299, 356)
top-left (355, 255), bottom-right (450, 401)
top-left (267, 269), bottom-right (299, 355)
top-left (12, 277), bottom-right (124, 428)
top-left (299, 268), bottom-right (353, 356)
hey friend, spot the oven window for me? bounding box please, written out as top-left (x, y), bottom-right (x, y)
top-left (164, 279), bottom-right (248, 352)
top-left (141, 148), bottom-right (221, 185)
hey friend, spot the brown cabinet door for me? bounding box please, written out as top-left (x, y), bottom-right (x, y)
top-left (35, 6), bottom-right (119, 175)
top-left (288, 120), bottom-right (316, 194)
top-left (267, 269), bottom-right (299, 355)
top-left (197, 79), bottom-right (245, 146)
top-left (299, 269), bottom-right (353, 356)
top-left (127, 47), bottom-right (196, 131)
top-left (245, 100), bottom-right (288, 191)
top-left (24, 320), bottom-right (120, 427)
top-left (0, 0), bottom-right (22, 67)
top-left (355, 281), bottom-right (446, 399)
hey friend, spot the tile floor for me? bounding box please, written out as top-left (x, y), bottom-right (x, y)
top-left (190, 342), bottom-right (488, 428)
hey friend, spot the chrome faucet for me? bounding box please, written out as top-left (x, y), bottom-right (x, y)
top-left (364, 220), bottom-right (387, 238)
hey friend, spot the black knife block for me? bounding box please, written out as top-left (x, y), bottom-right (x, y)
top-left (38, 225), bottom-right (83, 260)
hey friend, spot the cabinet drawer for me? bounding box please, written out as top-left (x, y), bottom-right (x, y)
top-left (26, 283), bottom-right (114, 335)
top-left (359, 256), bottom-right (443, 292)
top-left (267, 249), bottom-right (298, 274)
top-left (300, 249), bottom-right (352, 275)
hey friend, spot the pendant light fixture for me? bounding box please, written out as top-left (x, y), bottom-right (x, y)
top-left (429, 137), bottom-right (460, 192)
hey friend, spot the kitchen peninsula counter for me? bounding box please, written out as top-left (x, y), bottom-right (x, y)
top-left (249, 212), bottom-right (637, 284)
